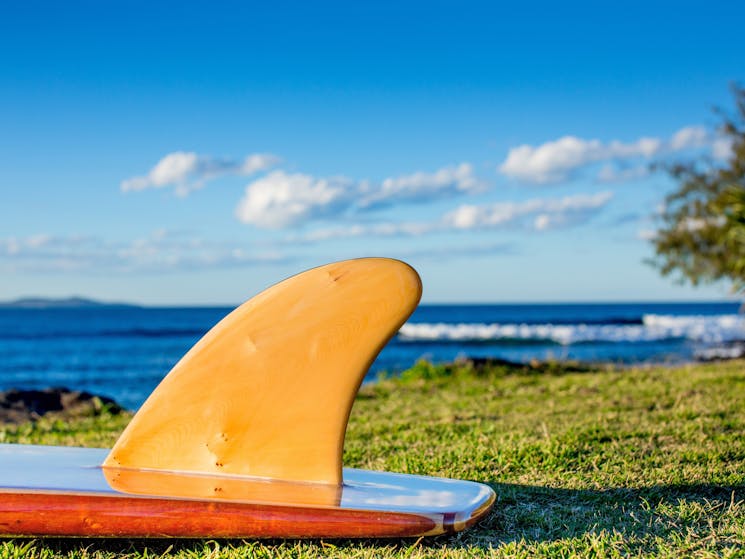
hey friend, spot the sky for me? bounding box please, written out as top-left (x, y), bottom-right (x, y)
top-left (1, 1), bottom-right (743, 305)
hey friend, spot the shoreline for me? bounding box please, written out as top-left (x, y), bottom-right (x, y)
top-left (5, 356), bottom-right (744, 425)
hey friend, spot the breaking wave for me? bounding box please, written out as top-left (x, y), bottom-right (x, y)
top-left (398, 314), bottom-right (745, 345)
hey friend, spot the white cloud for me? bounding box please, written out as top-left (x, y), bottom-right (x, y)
top-left (446, 202), bottom-right (519, 229)
top-left (669, 126), bottom-right (708, 150)
top-left (0, 231), bottom-right (288, 273)
top-left (596, 164), bottom-right (650, 183)
top-left (498, 125), bottom-right (717, 184)
top-left (712, 136), bottom-right (735, 161)
top-left (499, 137), bottom-right (603, 184)
top-left (677, 215), bottom-right (727, 232)
top-left (236, 163), bottom-right (484, 229)
top-left (392, 241), bottom-right (516, 261)
top-left (124, 152), bottom-right (483, 217)
top-left (121, 151), bottom-right (280, 196)
top-left (443, 191), bottom-right (614, 231)
top-left (285, 191), bottom-right (614, 242)
top-left (635, 215), bottom-right (726, 243)
top-left (287, 221), bottom-right (434, 243)
top-left (235, 170), bottom-right (356, 229)
top-left (241, 153), bottom-right (279, 175)
top-left (360, 163), bottom-right (485, 209)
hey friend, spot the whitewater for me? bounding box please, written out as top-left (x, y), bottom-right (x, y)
top-left (399, 314), bottom-right (745, 345)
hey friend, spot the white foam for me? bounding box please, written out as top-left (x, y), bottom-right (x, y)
top-left (397, 314), bottom-right (745, 345)
top-left (694, 344), bottom-right (745, 360)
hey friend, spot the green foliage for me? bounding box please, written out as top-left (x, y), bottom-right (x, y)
top-left (395, 357), bottom-right (592, 384)
top-left (651, 85), bottom-right (745, 292)
top-left (2, 360), bottom-right (745, 557)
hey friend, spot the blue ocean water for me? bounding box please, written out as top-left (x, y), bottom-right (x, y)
top-left (0, 302), bottom-right (742, 410)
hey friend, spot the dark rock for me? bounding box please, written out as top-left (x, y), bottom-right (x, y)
top-left (460, 356), bottom-right (592, 374)
top-left (0, 387), bottom-right (124, 424)
top-left (462, 356), bottom-right (527, 369)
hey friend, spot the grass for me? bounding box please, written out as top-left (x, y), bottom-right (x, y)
top-left (1, 359), bottom-right (745, 557)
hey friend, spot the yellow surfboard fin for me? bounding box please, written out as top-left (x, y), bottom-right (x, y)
top-left (103, 258), bottom-right (422, 488)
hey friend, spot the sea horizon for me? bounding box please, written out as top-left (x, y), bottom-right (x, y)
top-left (1, 295), bottom-right (741, 309)
top-left (1, 301), bottom-right (743, 410)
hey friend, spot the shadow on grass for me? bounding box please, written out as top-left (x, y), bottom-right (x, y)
top-left (4, 482), bottom-right (743, 556)
top-left (460, 482), bottom-right (745, 549)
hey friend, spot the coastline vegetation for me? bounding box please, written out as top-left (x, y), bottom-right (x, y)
top-left (2, 359), bottom-right (745, 558)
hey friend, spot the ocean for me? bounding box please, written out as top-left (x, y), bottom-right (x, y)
top-left (0, 302), bottom-right (742, 410)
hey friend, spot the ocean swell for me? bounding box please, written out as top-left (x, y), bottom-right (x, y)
top-left (398, 314), bottom-right (745, 345)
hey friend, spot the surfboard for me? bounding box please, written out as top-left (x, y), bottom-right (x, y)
top-left (0, 258), bottom-right (495, 538)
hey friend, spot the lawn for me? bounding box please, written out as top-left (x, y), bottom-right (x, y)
top-left (1, 359), bottom-right (744, 558)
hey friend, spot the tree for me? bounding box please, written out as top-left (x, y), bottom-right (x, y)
top-left (651, 85), bottom-right (745, 293)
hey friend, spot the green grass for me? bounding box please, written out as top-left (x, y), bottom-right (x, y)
top-left (2, 359), bottom-right (745, 558)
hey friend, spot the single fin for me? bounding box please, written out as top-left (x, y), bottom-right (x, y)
top-left (103, 258), bottom-right (422, 488)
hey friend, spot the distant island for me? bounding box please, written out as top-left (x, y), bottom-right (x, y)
top-left (0, 296), bottom-right (139, 309)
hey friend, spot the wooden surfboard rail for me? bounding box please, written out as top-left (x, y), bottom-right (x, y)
top-left (1, 492), bottom-right (442, 539)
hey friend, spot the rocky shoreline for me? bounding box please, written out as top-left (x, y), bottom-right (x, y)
top-left (0, 387), bottom-right (124, 425)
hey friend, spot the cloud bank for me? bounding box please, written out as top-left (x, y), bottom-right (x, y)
top-left (285, 191), bottom-right (614, 243)
top-left (0, 231), bottom-right (286, 273)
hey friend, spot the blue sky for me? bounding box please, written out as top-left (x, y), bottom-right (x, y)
top-left (1, 1), bottom-right (743, 305)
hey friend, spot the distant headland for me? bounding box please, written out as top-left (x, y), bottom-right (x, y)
top-left (0, 297), bottom-right (139, 309)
